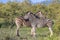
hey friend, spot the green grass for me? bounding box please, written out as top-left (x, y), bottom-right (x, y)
top-left (0, 26), bottom-right (60, 40)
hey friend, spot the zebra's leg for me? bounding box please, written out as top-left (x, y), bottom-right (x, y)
top-left (15, 20), bottom-right (20, 36)
top-left (47, 24), bottom-right (53, 37)
top-left (16, 25), bottom-right (20, 36)
top-left (47, 23), bottom-right (53, 37)
top-left (48, 27), bottom-right (53, 37)
top-left (31, 25), bottom-right (36, 37)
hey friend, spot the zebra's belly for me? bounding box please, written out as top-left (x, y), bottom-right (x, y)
top-left (37, 24), bottom-right (43, 28)
top-left (37, 23), bottom-right (45, 28)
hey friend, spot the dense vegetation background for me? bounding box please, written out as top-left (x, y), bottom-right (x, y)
top-left (0, 0), bottom-right (60, 40)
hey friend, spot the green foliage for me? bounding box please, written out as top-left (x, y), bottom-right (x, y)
top-left (0, 0), bottom-right (60, 32)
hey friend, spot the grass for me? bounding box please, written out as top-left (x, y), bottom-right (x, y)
top-left (0, 26), bottom-right (60, 40)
